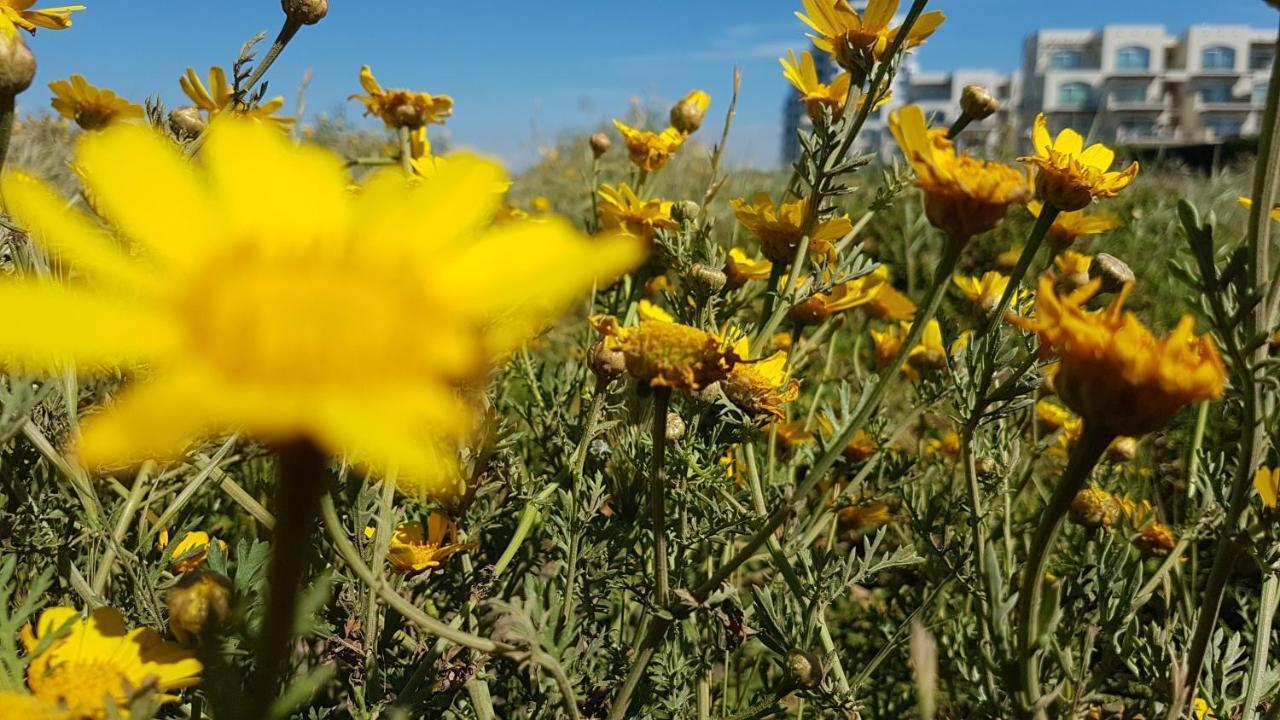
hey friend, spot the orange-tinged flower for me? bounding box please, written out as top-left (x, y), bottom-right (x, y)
top-left (789, 269), bottom-right (886, 326)
top-left (0, 0), bottom-right (82, 37)
top-left (1028, 199), bottom-right (1121, 250)
top-left (723, 335), bottom-right (799, 419)
top-left (890, 105), bottom-right (1031, 240)
top-left (864, 267), bottom-right (916, 320)
top-left (181, 66), bottom-right (294, 129)
top-left (771, 419), bottom-right (815, 448)
top-left (871, 319), bottom-right (946, 380)
top-left (1068, 487), bottom-right (1121, 529)
top-left (1021, 114), bottom-right (1139, 211)
top-left (351, 65), bottom-right (453, 130)
top-left (724, 247), bottom-right (772, 289)
top-left (387, 514), bottom-right (468, 573)
top-left (1012, 274), bottom-right (1226, 437)
top-left (612, 120), bottom-right (686, 172)
top-left (838, 499), bottom-right (893, 532)
top-left (796, 0), bottom-right (945, 68)
top-left (1134, 521), bottom-right (1177, 557)
top-left (953, 271), bottom-right (1009, 313)
top-left (597, 183), bottom-right (678, 242)
top-left (48, 75), bottom-right (143, 132)
top-left (730, 192), bottom-right (852, 264)
top-left (591, 301), bottom-right (739, 394)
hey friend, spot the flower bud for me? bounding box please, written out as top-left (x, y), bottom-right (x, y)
top-left (960, 85), bottom-right (999, 121)
top-left (784, 649), bottom-right (824, 689)
top-left (1068, 487), bottom-right (1121, 529)
top-left (672, 200), bottom-right (701, 223)
top-left (689, 263), bottom-right (727, 294)
top-left (167, 570), bottom-right (233, 643)
top-left (1106, 436), bottom-right (1138, 463)
top-left (589, 132), bottom-right (612, 157)
top-left (1089, 253), bottom-right (1135, 295)
top-left (669, 90), bottom-right (710, 135)
top-left (588, 341), bottom-right (626, 383)
top-left (665, 412), bottom-right (686, 442)
top-left (281, 0), bottom-right (328, 25)
top-left (169, 106), bottom-right (207, 140)
top-left (0, 33), bottom-right (36, 96)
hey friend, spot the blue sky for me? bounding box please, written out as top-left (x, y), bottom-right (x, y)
top-left (16, 1), bottom-right (1278, 169)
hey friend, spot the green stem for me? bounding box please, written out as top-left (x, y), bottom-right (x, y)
top-left (91, 462), bottom-right (155, 596)
top-left (652, 388), bottom-right (672, 608)
top-left (982, 206), bottom-right (1058, 339)
top-left (239, 19), bottom-right (302, 111)
top-left (946, 114), bottom-right (973, 140)
top-left (1015, 422), bottom-right (1112, 719)
top-left (1241, 573), bottom-right (1279, 720)
top-left (0, 94), bottom-right (15, 177)
top-left (562, 377), bottom-right (609, 628)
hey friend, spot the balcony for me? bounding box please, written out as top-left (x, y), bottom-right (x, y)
top-left (1193, 95), bottom-right (1257, 111)
top-left (1104, 95), bottom-right (1170, 112)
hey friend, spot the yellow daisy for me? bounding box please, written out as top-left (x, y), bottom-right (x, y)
top-left (865, 267), bottom-right (916, 320)
top-left (1027, 199), bottom-right (1121, 251)
top-left (351, 65), bottom-right (453, 130)
top-left (180, 66), bottom-right (294, 129)
top-left (591, 301), bottom-right (739, 394)
top-left (0, 0), bottom-right (82, 36)
top-left (796, 0), bottom-right (946, 68)
top-left (788, 270), bottom-right (886, 326)
top-left (723, 335), bottom-right (800, 419)
top-left (1021, 113), bottom-right (1139, 211)
top-left (387, 514), bottom-right (469, 573)
top-left (158, 530), bottom-right (226, 573)
top-left (0, 119), bottom-right (642, 498)
top-left (871, 319), bottom-right (946, 380)
top-left (612, 120), bottom-right (686, 172)
top-left (952, 270), bottom-right (1009, 312)
top-left (730, 192), bottom-right (853, 264)
top-left (48, 75), bottom-right (143, 132)
top-left (597, 183), bottom-right (678, 242)
top-left (724, 247), bottom-right (772, 289)
top-left (781, 49), bottom-right (890, 122)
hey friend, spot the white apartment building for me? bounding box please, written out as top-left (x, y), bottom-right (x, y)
top-left (1019, 24), bottom-right (1275, 146)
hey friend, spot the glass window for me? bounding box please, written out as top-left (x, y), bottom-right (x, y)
top-left (1050, 50), bottom-right (1083, 69)
top-left (1256, 83), bottom-right (1270, 105)
top-left (1116, 46), bottom-right (1150, 70)
top-left (1251, 48), bottom-right (1274, 71)
top-left (1110, 83), bottom-right (1148, 103)
top-left (1202, 46), bottom-right (1237, 70)
top-left (1199, 82), bottom-right (1233, 103)
top-left (911, 85), bottom-right (951, 101)
top-left (1058, 82), bottom-right (1092, 107)
top-left (1118, 120), bottom-right (1155, 138)
top-left (1205, 117), bottom-right (1243, 138)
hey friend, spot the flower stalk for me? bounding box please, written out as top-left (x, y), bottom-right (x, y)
top-left (651, 388), bottom-right (672, 608)
top-left (982, 205), bottom-right (1058, 338)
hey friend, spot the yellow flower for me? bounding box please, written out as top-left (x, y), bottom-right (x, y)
top-left (597, 183), bottom-right (678, 242)
top-left (20, 606), bottom-right (201, 717)
top-left (612, 120), bottom-right (686, 172)
top-left (1134, 521), bottom-right (1177, 557)
top-left (1068, 487), bottom-right (1121, 529)
top-left (796, 0), bottom-right (945, 68)
top-left (351, 65), bottom-right (453, 130)
top-left (788, 269), bottom-right (886, 326)
top-left (723, 335), bottom-right (799, 419)
top-left (837, 499), bottom-right (892, 532)
top-left (1119, 494), bottom-right (1155, 529)
top-left (925, 430), bottom-right (961, 458)
top-left (0, 119), bottom-right (641, 498)
top-left (1239, 196), bottom-right (1280, 221)
top-left (952, 271), bottom-right (1009, 312)
top-left (865, 267), bottom-right (916, 320)
top-left (730, 192), bottom-right (852, 264)
top-left (0, 0), bottom-right (82, 36)
top-left (669, 89), bottom-right (710, 135)
top-left (771, 419), bottom-right (815, 448)
top-left (724, 247), bottom-right (772, 289)
top-left (531, 196), bottom-right (551, 214)
top-left (591, 300), bottom-right (738, 394)
top-left (781, 49), bottom-right (853, 122)
top-left (996, 245), bottom-right (1022, 271)
top-left (1054, 249), bottom-right (1093, 291)
top-left (1012, 274), bottom-right (1226, 437)
top-left (387, 514), bottom-right (468, 573)
top-left (48, 75), bottom-right (143, 131)
top-left (166, 570), bottom-right (232, 643)
top-left (890, 105), bottom-right (1031, 240)
top-left (1035, 399), bottom-right (1073, 433)
top-left (1028, 199), bottom-right (1121, 250)
top-left (1021, 114), bottom-right (1139, 211)
top-left (0, 691), bottom-right (73, 719)
top-left (159, 530), bottom-right (226, 573)
top-left (1193, 698), bottom-right (1219, 720)
top-left (181, 66), bottom-right (294, 129)
top-left (871, 320), bottom-right (945, 380)
top-left (1256, 467), bottom-right (1279, 509)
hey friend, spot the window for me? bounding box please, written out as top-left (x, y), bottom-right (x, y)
top-left (1256, 83), bottom-right (1270, 106)
top-left (1110, 83), bottom-right (1148, 103)
top-left (1118, 120), bottom-right (1155, 138)
top-left (911, 85), bottom-right (951, 101)
top-left (1050, 50), bottom-right (1083, 69)
top-left (1251, 48), bottom-right (1274, 71)
top-left (1202, 46), bottom-right (1237, 70)
top-left (1204, 116), bottom-right (1243, 138)
top-left (1058, 82), bottom-right (1092, 107)
top-left (926, 110), bottom-right (948, 126)
top-left (1116, 46), bottom-right (1150, 70)
top-left (1199, 82), bottom-right (1233, 103)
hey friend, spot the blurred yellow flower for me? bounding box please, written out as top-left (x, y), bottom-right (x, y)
top-left (1068, 486), bottom-right (1121, 529)
top-left (166, 570), bottom-right (232, 643)
top-left (1054, 249), bottom-right (1093, 281)
top-left (1193, 698), bottom-right (1219, 720)
top-left (181, 66), bottom-right (294, 129)
top-left (591, 300), bottom-right (738, 394)
top-left (1255, 467), bottom-right (1278, 508)
top-left (1035, 399), bottom-right (1072, 433)
top-left (771, 419), bottom-right (816, 448)
top-left (925, 430), bottom-right (961, 458)
top-left (838, 499), bottom-right (892, 532)
top-left (1134, 521), bottom-right (1177, 557)
top-left (598, 183), bottom-right (678, 242)
top-left (1028, 199), bottom-right (1121, 250)
top-left (20, 606), bottom-right (201, 717)
top-left (723, 335), bottom-right (799, 419)
top-left (1238, 196), bottom-right (1280, 221)
top-left (952, 271), bottom-right (1009, 313)
top-left (1012, 274), bottom-right (1225, 437)
top-left (0, 119), bottom-right (641, 498)
top-left (351, 65), bottom-right (453, 130)
top-left (612, 120), bottom-right (686, 172)
top-left (789, 270), bottom-right (886, 326)
top-left (865, 267), bottom-right (916, 320)
top-left (730, 192), bottom-right (852, 264)
top-left (890, 105), bottom-right (1030, 240)
top-left (48, 75), bottom-right (143, 131)
top-left (669, 89), bottom-right (710, 135)
top-left (159, 530), bottom-right (226, 573)
top-left (871, 319), bottom-right (945, 380)
top-left (724, 247), bottom-right (772, 289)
top-left (387, 514), bottom-right (468, 573)
top-left (1021, 114), bottom-right (1139, 211)
top-left (0, 0), bottom-right (82, 36)
top-left (796, 0), bottom-right (945, 67)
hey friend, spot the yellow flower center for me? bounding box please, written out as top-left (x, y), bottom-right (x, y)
top-left (31, 660), bottom-right (129, 715)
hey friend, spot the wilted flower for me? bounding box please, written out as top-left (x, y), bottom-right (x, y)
top-left (591, 301), bottom-right (739, 394)
top-left (387, 514), bottom-right (468, 573)
top-left (281, 0), bottom-right (327, 25)
top-left (1028, 199), bottom-right (1121, 251)
top-left (612, 120), bottom-right (686, 172)
top-left (181, 66), bottom-right (294, 129)
top-left (730, 192), bottom-right (852, 264)
top-left (1021, 114), bottom-right (1139, 211)
top-left (1012, 275), bottom-right (1226, 437)
top-left (796, 0), bottom-right (946, 68)
top-left (167, 570), bottom-right (233, 643)
top-left (597, 183), bottom-right (678, 242)
top-left (1068, 487), bottom-right (1122, 529)
top-left (49, 75), bottom-right (143, 131)
top-left (723, 335), bottom-right (799, 419)
top-left (351, 65), bottom-right (453, 130)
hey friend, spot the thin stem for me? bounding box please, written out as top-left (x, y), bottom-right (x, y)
top-left (652, 388), bottom-right (672, 608)
top-left (238, 20), bottom-right (302, 112)
top-left (365, 475), bottom-right (398, 673)
top-left (1015, 422), bottom-right (1112, 719)
top-left (91, 462), bottom-right (155, 595)
top-left (946, 114), bottom-right (973, 140)
top-left (251, 440), bottom-right (326, 719)
top-left (0, 94), bottom-right (15, 176)
top-left (982, 206), bottom-right (1058, 339)
top-left (397, 127), bottom-right (414, 174)
top-left (1241, 573), bottom-right (1279, 720)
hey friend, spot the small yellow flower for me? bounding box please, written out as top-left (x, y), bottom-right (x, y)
top-left (723, 335), bottom-right (799, 419)
top-left (669, 89), bottom-right (710, 135)
top-left (1239, 196), bottom-right (1280, 222)
top-left (996, 245), bottom-right (1022, 271)
top-left (1193, 697), bottom-right (1219, 720)
top-left (796, 0), bottom-right (946, 68)
top-left (1119, 494), bottom-right (1155, 529)
top-left (890, 105), bottom-right (1031, 240)
top-left (351, 65), bottom-right (453, 130)
top-left (1028, 199), bottom-right (1121, 250)
top-left (1134, 521), bottom-right (1177, 557)
top-left (612, 119), bottom-right (686, 172)
top-left (0, 119), bottom-right (641, 498)
top-left (1012, 274), bottom-right (1226, 437)
top-left (1068, 487), bottom-right (1122, 529)
top-left (181, 66), bottom-right (294, 129)
top-left (952, 271), bottom-right (1009, 313)
top-left (166, 570), bottom-right (233, 643)
top-left (591, 301), bottom-right (739, 394)
top-left (1035, 399), bottom-right (1073, 433)
top-left (838, 499), bottom-right (892, 532)
top-left (789, 269), bottom-right (886, 326)
top-left (864, 267), bottom-right (916, 320)
top-left (871, 320), bottom-right (945, 380)
top-left (159, 530), bottom-right (226, 573)
top-left (20, 606), bottom-right (202, 717)
top-left (1021, 114), bottom-right (1139, 211)
top-left (1256, 467), bottom-right (1278, 508)
top-left (48, 75), bottom-right (143, 131)
top-left (771, 419), bottom-right (816, 448)
top-left (730, 192), bottom-right (852, 264)
top-left (925, 430), bottom-right (961, 458)
top-left (724, 247), bottom-right (772, 289)
top-left (1054, 249), bottom-right (1093, 291)
top-left (597, 183), bottom-right (678, 242)
top-left (0, 0), bottom-right (82, 36)
top-left (781, 49), bottom-right (853, 122)
top-left (0, 691), bottom-right (72, 719)
top-left (387, 514), bottom-right (468, 573)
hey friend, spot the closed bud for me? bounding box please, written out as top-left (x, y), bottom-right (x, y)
top-left (665, 412), bottom-right (686, 442)
top-left (167, 570), bottom-right (233, 643)
top-left (1068, 487), bottom-right (1121, 529)
top-left (1106, 436), bottom-right (1138, 463)
top-left (281, 0), bottom-right (328, 25)
top-left (689, 263), bottom-right (726, 294)
top-left (588, 341), bottom-right (626, 383)
top-left (1090, 253), bottom-right (1135, 295)
top-left (960, 85), bottom-right (999, 121)
top-left (669, 90), bottom-right (710, 135)
top-left (672, 200), bottom-right (701, 223)
top-left (0, 32), bottom-right (36, 96)
top-left (589, 132), bottom-right (611, 157)
top-left (169, 106), bottom-right (207, 140)
top-left (784, 649), bottom-right (824, 689)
